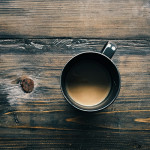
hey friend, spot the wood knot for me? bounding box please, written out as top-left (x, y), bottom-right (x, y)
top-left (20, 77), bottom-right (34, 93)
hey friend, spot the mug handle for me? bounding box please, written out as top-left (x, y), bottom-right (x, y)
top-left (101, 41), bottom-right (117, 59)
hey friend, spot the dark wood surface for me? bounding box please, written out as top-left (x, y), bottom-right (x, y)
top-left (0, 0), bottom-right (150, 149)
top-left (0, 0), bottom-right (150, 39)
top-left (0, 39), bottom-right (150, 149)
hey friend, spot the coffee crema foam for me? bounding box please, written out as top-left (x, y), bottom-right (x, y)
top-left (66, 60), bottom-right (111, 106)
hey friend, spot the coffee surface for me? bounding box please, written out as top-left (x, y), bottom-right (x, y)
top-left (66, 60), bottom-right (111, 106)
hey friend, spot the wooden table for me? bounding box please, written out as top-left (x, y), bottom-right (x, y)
top-left (0, 0), bottom-right (150, 149)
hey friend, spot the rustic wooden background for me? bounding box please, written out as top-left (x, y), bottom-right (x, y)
top-left (0, 0), bottom-right (150, 149)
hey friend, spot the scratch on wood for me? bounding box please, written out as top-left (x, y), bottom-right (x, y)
top-left (135, 118), bottom-right (150, 123)
top-left (6, 125), bottom-right (73, 131)
top-left (4, 110), bottom-right (64, 115)
top-left (30, 42), bottom-right (43, 49)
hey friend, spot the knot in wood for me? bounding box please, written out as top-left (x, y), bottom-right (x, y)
top-left (20, 78), bottom-right (34, 93)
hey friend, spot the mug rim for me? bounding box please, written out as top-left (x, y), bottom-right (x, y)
top-left (60, 51), bottom-right (121, 112)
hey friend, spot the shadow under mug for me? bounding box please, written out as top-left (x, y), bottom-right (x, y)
top-left (61, 41), bottom-right (121, 112)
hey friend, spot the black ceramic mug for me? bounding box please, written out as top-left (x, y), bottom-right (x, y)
top-left (61, 41), bottom-right (121, 112)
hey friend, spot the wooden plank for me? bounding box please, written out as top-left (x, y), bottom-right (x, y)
top-left (0, 0), bottom-right (150, 39)
top-left (0, 39), bottom-right (150, 149)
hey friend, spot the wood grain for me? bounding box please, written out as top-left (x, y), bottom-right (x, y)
top-left (0, 0), bottom-right (150, 39)
top-left (0, 39), bottom-right (150, 149)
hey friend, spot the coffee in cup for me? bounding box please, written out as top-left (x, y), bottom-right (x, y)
top-left (65, 59), bottom-right (112, 106)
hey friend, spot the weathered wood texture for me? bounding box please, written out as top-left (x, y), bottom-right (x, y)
top-left (0, 0), bottom-right (150, 39)
top-left (0, 39), bottom-right (150, 149)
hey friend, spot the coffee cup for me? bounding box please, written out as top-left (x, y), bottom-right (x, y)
top-left (61, 41), bottom-right (121, 112)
